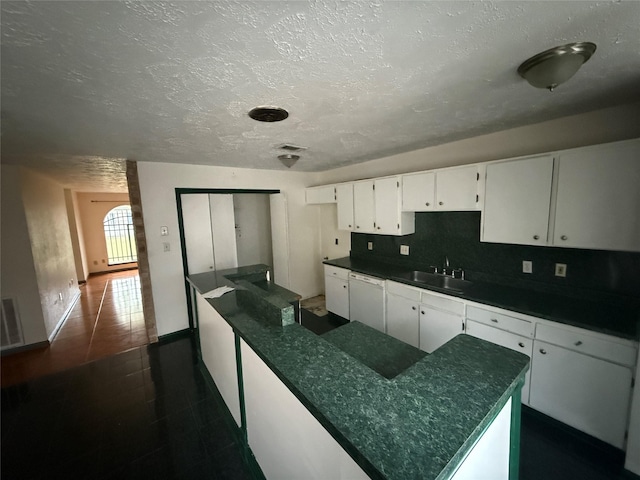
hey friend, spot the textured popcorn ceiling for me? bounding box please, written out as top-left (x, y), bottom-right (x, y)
top-left (1, 1), bottom-right (640, 191)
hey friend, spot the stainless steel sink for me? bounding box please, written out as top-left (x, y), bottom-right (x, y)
top-left (402, 271), bottom-right (472, 293)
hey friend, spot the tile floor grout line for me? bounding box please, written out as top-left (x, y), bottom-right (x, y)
top-left (85, 278), bottom-right (110, 361)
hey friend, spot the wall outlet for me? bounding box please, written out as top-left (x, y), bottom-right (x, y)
top-left (400, 245), bottom-right (410, 255)
top-left (555, 263), bottom-right (567, 277)
top-left (160, 226), bottom-right (169, 236)
top-left (163, 242), bottom-right (171, 252)
top-left (522, 260), bottom-right (533, 274)
top-left (93, 260), bottom-right (98, 265)
top-left (367, 242), bottom-right (373, 251)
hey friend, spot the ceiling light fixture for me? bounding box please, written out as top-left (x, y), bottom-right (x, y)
top-left (278, 154), bottom-right (299, 168)
top-left (517, 42), bottom-right (596, 92)
top-left (248, 106), bottom-right (289, 122)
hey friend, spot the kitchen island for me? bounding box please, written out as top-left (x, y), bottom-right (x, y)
top-left (187, 265), bottom-right (529, 480)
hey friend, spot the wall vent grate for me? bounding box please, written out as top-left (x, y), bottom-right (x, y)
top-left (1, 297), bottom-right (24, 349)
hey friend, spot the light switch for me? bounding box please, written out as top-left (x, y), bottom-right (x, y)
top-left (160, 226), bottom-right (169, 236)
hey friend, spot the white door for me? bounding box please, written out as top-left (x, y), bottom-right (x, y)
top-left (553, 140), bottom-right (640, 251)
top-left (482, 155), bottom-right (553, 246)
top-left (529, 340), bottom-right (633, 448)
top-left (181, 194), bottom-right (214, 274)
top-left (374, 177), bottom-right (400, 234)
top-left (325, 275), bottom-right (349, 319)
top-left (336, 183), bottom-right (354, 231)
top-left (386, 293), bottom-right (419, 347)
top-left (419, 306), bottom-right (463, 353)
top-left (353, 180), bottom-right (375, 233)
top-left (402, 172), bottom-right (435, 212)
top-left (435, 166), bottom-right (479, 211)
top-left (209, 194), bottom-right (238, 270)
top-left (270, 193), bottom-right (290, 289)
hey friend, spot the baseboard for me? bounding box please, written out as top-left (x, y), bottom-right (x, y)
top-left (1, 340), bottom-right (49, 356)
top-left (157, 328), bottom-right (193, 344)
top-left (48, 290), bottom-right (81, 342)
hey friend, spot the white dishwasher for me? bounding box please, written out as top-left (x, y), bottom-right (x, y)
top-left (348, 272), bottom-right (386, 333)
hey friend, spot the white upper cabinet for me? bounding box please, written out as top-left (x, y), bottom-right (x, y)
top-left (552, 140), bottom-right (640, 252)
top-left (336, 183), bottom-right (354, 230)
top-left (353, 180), bottom-right (375, 233)
top-left (481, 155), bottom-right (554, 246)
top-left (402, 172), bottom-right (436, 211)
top-left (374, 176), bottom-right (415, 235)
top-left (306, 185), bottom-right (336, 204)
top-left (435, 166), bottom-right (480, 211)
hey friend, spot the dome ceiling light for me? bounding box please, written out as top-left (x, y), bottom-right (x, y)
top-left (278, 154), bottom-right (299, 168)
top-left (517, 42), bottom-right (597, 92)
top-left (248, 106), bottom-right (289, 122)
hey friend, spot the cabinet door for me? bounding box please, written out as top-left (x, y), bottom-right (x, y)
top-left (529, 340), bottom-right (633, 448)
top-left (374, 177), bottom-right (401, 234)
top-left (553, 141), bottom-right (640, 252)
top-left (481, 155), bottom-right (553, 246)
top-left (386, 293), bottom-right (420, 347)
top-left (353, 180), bottom-right (375, 233)
top-left (465, 320), bottom-right (532, 405)
top-left (336, 184), bottom-right (354, 231)
top-left (419, 306), bottom-right (463, 353)
top-left (325, 275), bottom-right (349, 320)
top-left (306, 185), bottom-right (336, 204)
top-left (402, 172), bottom-right (435, 211)
top-left (435, 166), bottom-right (479, 211)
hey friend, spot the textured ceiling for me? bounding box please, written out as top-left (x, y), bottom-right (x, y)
top-left (2, 1), bottom-right (640, 192)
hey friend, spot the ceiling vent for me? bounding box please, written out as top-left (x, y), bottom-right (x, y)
top-left (248, 106), bottom-right (289, 122)
top-left (277, 144), bottom-right (308, 152)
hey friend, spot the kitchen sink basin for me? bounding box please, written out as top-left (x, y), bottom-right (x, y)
top-left (402, 271), bottom-right (472, 293)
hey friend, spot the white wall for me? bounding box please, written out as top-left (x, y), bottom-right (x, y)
top-left (20, 168), bottom-right (80, 338)
top-left (75, 192), bottom-right (133, 274)
top-left (317, 102), bottom-right (640, 184)
top-left (136, 162), bottom-right (320, 336)
top-left (234, 194), bottom-right (273, 268)
top-left (64, 189), bottom-right (88, 282)
top-left (0, 165), bottom-right (49, 346)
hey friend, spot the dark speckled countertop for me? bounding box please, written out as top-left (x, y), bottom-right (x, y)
top-left (325, 257), bottom-right (640, 340)
top-left (187, 265), bottom-right (529, 480)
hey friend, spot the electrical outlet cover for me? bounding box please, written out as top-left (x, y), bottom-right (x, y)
top-left (367, 242), bottom-right (373, 250)
top-left (400, 245), bottom-right (409, 255)
top-left (522, 260), bottom-right (533, 274)
top-left (555, 263), bottom-right (567, 277)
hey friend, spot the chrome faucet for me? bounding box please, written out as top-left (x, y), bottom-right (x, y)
top-left (443, 256), bottom-right (450, 275)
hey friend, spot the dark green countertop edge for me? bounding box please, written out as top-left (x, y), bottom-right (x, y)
top-left (187, 267), bottom-right (530, 480)
top-left (324, 257), bottom-right (640, 340)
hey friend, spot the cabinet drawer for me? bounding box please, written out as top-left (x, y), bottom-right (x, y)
top-left (466, 306), bottom-right (534, 338)
top-left (421, 291), bottom-right (464, 316)
top-left (535, 323), bottom-right (637, 366)
top-left (324, 265), bottom-right (350, 280)
top-left (386, 281), bottom-right (421, 302)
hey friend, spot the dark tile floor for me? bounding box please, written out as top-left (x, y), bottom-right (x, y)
top-left (2, 313), bottom-right (636, 480)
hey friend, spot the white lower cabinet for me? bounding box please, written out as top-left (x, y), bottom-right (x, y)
top-left (529, 339), bottom-right (634, 449)
top-left (386, 292), bottom-right (420, 348)
top-left (466, 320), bottom-right (533, 405)
top-left (241, 339), bottom-right (369, 480)
top-left (324, 265), bottom-right (350, 319)
top-left (419, 292), bottom-right (464, 354)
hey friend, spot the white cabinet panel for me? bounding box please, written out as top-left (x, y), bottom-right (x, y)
top-left (196, 293), bottom-right (241, 425)
top-left (306, 185), bottom-right (336, 204)
top-left (419, 306), bottom-right (463, 353)
top-left (402, 172), bottom-right (435, 212)
top-left (529, 340), bottom-right (633, 448)
top-left (466, 320), bottom-right (532, 405)
top-left (181, 194), bottom-right (215, 274)
top-left (482, 155), bottom-right (554, 246)
top-left (353, 180), bottom-right (375, 233)
top-left (466, 306), bottom-right (534, 338)
top-left (242, 340), bottom-right (370, 480)
top-left (435, 166), bottom-right (479, 211)
top-left (374, 177), bottom-right (401, 234)
top-left (325, 275), bottom-right (350, 320)
top-left (336, 184), bottom-right (354, 231)
top-left (386, 293), bottom-right (420, 347)
top-left (553, 140), bottom-right (640, 252)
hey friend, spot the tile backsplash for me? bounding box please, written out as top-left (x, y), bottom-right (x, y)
top-left (351, 212), bottom-right (640, 302)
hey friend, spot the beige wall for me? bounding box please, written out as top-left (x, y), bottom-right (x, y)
top-left (136, 162), bottom-right (320, 336)
top-left (75, 192), bottom-right (133, 274)
top-left (20, 168), bottom-right (80, 338)
top-left (1, 165), bottom-right (49, 346)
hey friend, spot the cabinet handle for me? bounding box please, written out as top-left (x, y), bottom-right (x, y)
top-left (348, 224), bottom-right (352, 228)
top-left (421, 311), bottom-right (425, 315)
top-left (539, 348), bottom-right (547, 355)
top-left (533, 235), bottom-right (539, 240)
top-left (490, 318), bottom-right (498, 323)
top-left (439, 201), bottom-right (444, 206)
top-left (560, 235), bottom-right (568, 241)
top-left (412, 306), bottom-right (417, 311)
top-left (518, 342), bottom-right (525, 348)
top-left (574, 340), bottom-right (582, 346)
top-left (377, 226), bottom-right (381, 230)
top-left (356, 226), bottom-right (360, 229)
top-left (425, 202), bottom-right (430, 206)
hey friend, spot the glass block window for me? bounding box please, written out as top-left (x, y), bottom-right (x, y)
top-left (104, 205), bottom-right (138, 265)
